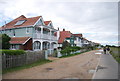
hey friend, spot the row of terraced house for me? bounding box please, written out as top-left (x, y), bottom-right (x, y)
top-left (0, 15), bottom-right (99, 55)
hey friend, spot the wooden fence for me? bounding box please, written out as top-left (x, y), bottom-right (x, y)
top-left (2, 51), bottom-right (45, 69)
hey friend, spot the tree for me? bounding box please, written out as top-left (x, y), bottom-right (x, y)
top-left (62, 41), bottom-right (71, 49)
top-left (1, 34), bottom-right (11, 49)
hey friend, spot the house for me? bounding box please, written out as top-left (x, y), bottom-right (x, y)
top-left (57, 29), bottom-right (91, 48)
top-left (57, 29), bottom-right (74, 48)
top-left (0, 15), bottom-right (58, 54)
top-left (82, 38), bottom-right (90, 47)
top-left (73, 34), bottom-right (83, 47)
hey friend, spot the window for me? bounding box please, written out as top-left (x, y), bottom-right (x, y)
top-left (9, 29), bottom-right (11, 32)
top-left (11, 45), bottom-right (19, 49)
top-left (26, 28), bottom-right (29, 34)
top-left (34, 41), bottom-right (41, 50)
top-left (13, 30), bottom-right (15, 36)
top-left (15, 20), bottom-right (26, 25)
top-left (49, 23), bottom-right (53, 27)
top-left (40, 19), bottom-right (43, 25)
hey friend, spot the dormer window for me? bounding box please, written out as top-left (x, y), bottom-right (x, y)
top-left (15, 20), bottom-right (26, 25)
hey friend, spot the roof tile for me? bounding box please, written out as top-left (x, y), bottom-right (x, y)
top-left (10, 37), bottom-right (31, 44)
top-left (58, 31), bottom-right (72, 43)
top-left (44, 21), bottom-right (51, 25)
top-left (0, 15), bottom-right (41, 30)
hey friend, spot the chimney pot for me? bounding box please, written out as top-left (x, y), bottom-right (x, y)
top-left (63, 28), bottom-right (65, 31)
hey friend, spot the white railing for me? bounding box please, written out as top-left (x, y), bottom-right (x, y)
top-left (33, 33), bottom-right (57, 41)
top-left (51, 35), bottom-right (57, 41)
top-left (33, 33), bottom-right (41, 38)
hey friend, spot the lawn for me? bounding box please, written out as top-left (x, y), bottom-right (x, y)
top-left (3, 59), bottom-right (52, 74)
top-left (110, 47), bottom-right (120, 63)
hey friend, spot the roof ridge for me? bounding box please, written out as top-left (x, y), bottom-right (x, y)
top-left (27, 16), bottom-right (41, 19)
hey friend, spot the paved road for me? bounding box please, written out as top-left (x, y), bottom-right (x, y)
top-left (93, 53), bottom-right (118, 80)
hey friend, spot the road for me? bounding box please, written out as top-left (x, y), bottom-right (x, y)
top-left (3, 50), bottom-right (101, 79)
top-left (92, 53), bottom-right (118, 80)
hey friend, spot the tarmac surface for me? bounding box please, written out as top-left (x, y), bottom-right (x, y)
top-left (92, 52), bottom-right (118, 81)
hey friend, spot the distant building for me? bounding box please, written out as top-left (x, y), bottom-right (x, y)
top-left (73, 34), bottom-right (83, 47)
top-left (57, 29), bottom-right (73, 48)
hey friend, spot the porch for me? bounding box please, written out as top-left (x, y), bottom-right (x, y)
top-left (33, 40), bottom-right (57, 55)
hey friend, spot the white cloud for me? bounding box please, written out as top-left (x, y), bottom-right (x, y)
top-left (0, 0), bottom-right (118, 46)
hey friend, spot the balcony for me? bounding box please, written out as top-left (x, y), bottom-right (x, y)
top-left (33, 33), bottom-right (57, 41)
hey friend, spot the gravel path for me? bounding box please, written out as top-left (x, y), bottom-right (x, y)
top-left (3, 50), bottom-right (101, 79)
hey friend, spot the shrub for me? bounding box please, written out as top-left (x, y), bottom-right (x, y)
top-left (0, 50), bottom-right (26, 55)
top-left (1, 34), bottom-right (11, 49)
top-left (71, 46), bottom-right (81, 50)
top-left (60, 49), bottom-right (67, 56)
top-left (62, 41), bottom-right (71, 49)
top-left (60, 46), bottom-right (81, 56)
top-left (52, 50), bottom-right (58, 57)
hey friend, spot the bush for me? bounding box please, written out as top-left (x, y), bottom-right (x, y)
top-left (60, 49), bottom-right (67, 56)
top-left (1, 34), bottom-right (11, 49)
top-left (52, 50), bottom-right (58, 57)
top-left (0, 50), bottom-right (26, 55)
top-left (60, 46), bottom-right (81, 56)
top-left (62, 41), bottom-right (71, 49)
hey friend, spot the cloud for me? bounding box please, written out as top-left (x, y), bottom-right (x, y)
top-left (0, 0), bottom-right (118, 46)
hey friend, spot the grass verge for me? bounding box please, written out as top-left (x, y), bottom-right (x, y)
top-left (110, 47), bottom-right (120, 63)
top-left (3, 59), bottom-right (52, 74)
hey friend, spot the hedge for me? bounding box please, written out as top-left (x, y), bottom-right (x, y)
top-left (0, 50), bottom-right (26, 55)
top-left (60, 46), bottom-right (81, 56)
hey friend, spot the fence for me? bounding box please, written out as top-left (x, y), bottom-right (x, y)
top-left (2, 51), bottom-right (45, 69)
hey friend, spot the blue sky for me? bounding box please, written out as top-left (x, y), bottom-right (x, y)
top-left (0, 0), bottom-right (119, 46)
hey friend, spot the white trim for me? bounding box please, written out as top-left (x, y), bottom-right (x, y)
top-left (23, 37), bottom-right (31, 45)
top-left (33, 16), bottom-right (45, 27)
top-left (0, 25), bottom-right (33, 31)
top-left (48, 22), bottom-right (54, 28)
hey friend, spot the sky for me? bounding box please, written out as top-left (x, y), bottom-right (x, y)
top-left (0, 0), bottom-right (119, 46)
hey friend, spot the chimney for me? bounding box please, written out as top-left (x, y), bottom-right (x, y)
top-left (63, 28), bottom-right (65, 31)
top-left (57, 28), bottom-right (60, 40)
top-left (58, 27), bottom-right (59, 30)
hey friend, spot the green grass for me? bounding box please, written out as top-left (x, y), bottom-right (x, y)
top-left (110, 47), bottom-right (120, 63)
top-left (3, 59), bottom-right (52, 74)
top-left (59, 50), bottom-right (90, 58)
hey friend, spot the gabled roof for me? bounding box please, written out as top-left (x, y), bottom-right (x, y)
top-left (73, 34), bottom-right (83, 37)
top-left (10, 37), bottom-right (31, 45)
top-left (58, 31), bottom-right (72, 44)
top-left (0, 15), bottom-right (41, 30)
top-left (44, 21), bottom-right (51, 26)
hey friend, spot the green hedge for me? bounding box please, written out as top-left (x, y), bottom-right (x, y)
top-left (0, 50), bottom-right (26, 55)
top-left (60, 46), bottom-right (81, 56)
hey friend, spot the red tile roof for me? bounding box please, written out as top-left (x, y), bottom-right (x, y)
top-left (73, 34), bottom-right (83, 37)
top-left (10, 37), bottom-right (31, 44)
top-left (0, 15), bottom-right (41, 30)
top-left (44, 21), bottom-right (51, 25)
top-left (58, 31), bottom-right (72, 44)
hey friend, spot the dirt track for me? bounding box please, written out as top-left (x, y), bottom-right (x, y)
top-left (3, 50), bottom-right (101, 79)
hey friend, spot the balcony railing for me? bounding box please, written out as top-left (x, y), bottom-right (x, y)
top-left (33, 33), bottom-right (57, 41)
